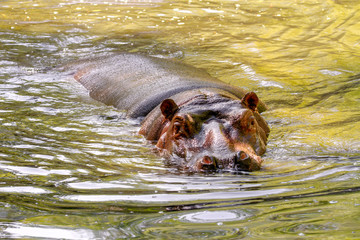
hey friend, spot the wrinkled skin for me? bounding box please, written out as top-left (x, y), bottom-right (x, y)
top-left (142, 91), bottom-right (270, 172)
top-left (70, 53), bottom-right (270, 172)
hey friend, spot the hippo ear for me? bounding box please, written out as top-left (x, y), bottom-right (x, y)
top-left (160, 99), bottom-right (179, 119)
top-left (241, 92), bottom-right (259, 111)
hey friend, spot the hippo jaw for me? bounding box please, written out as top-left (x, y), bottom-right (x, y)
top-left (155, 92), bottom-right (269, 172)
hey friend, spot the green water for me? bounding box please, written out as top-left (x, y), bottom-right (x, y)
top-left (0, 0), bottom-right (359, 239)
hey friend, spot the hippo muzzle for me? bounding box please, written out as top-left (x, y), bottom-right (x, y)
top-left (196, 151), bottom-right (263, 172)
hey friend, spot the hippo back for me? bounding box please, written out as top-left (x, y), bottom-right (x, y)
top-left (72, 53), bottom-right (266, 118)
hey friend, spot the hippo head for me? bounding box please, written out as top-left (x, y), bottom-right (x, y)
top-left (155, 92), bottom-right (270, 172)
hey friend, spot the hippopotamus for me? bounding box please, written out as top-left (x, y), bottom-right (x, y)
top-left (71, 53), bottom-right (270, 172)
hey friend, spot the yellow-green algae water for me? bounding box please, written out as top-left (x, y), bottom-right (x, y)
top-left (0, 0), bottom-right (359, 239)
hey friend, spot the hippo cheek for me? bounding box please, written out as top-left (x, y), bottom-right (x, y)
top-left (172, 140), bottom-right (188, 159)
top-left (158, 139), bottom-right (188, 159)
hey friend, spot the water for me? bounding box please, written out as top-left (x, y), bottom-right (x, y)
top-left (0, 0), bottom-right (359, 239)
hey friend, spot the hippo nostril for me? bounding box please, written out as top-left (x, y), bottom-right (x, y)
top-left (202, 156), bottom-right (213, 165)
top-left (234, 151), bottom-right (252, 171)
top-left (238, 151), bottom-right (249, 161)
top-left (196, 156), bottom-right (217, 171)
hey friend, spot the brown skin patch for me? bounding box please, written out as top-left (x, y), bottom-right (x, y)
top-left (74, 66), bottom-right (93, 82)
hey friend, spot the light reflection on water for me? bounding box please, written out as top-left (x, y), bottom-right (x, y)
top-left (0, 0), bottom-right (359, 239)
top-left (3, 223), bottom-right (97, 240)
top-left (178, 210), bottom-right (250, 223)
top-left (62, 188), bottom-right (290, 203)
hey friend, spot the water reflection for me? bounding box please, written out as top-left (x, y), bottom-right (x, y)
top-left (0, 0), bottom-right (359, 239)
top-left (178, 210), bottom-right (252, 223)
top-left (3, 223), bottom-right (96, 240)
top-left (0, 186), bottom-right (52, 194)
top-left (62, 188), bottom-right (290, 203)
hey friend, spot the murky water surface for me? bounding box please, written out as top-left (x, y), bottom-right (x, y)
top-left (0, 0), bottom-right (359, 239)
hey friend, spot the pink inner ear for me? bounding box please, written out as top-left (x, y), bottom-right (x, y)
top-left (242, 92), bottom-right (259, 111)
top-left (160, 99), bottom-right (179, 119)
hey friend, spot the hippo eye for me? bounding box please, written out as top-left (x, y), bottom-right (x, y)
top-left (173, 122), bottom-right (181, 134)
top-left (232, 113), bottom-right (257, 133)
top-left (248, 116), bottom-right (257, 131)
top-left (172, 117), bottom-right (193, 139)
top-left (250, 119), bottom-right (255, 126)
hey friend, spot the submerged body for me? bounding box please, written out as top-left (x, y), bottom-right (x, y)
top-left (72, 53), bottom-right (270, 172)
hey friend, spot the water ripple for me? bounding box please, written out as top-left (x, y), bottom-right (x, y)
top-left (0, 0), bottom-right (359, 239)
top-left (62, 188), bottom-right (290, 204)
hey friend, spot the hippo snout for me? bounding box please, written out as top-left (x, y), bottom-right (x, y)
top-left (152, 91), bottom-right (269, 173)
top-left (195, 151), bottom-right (263, 172)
